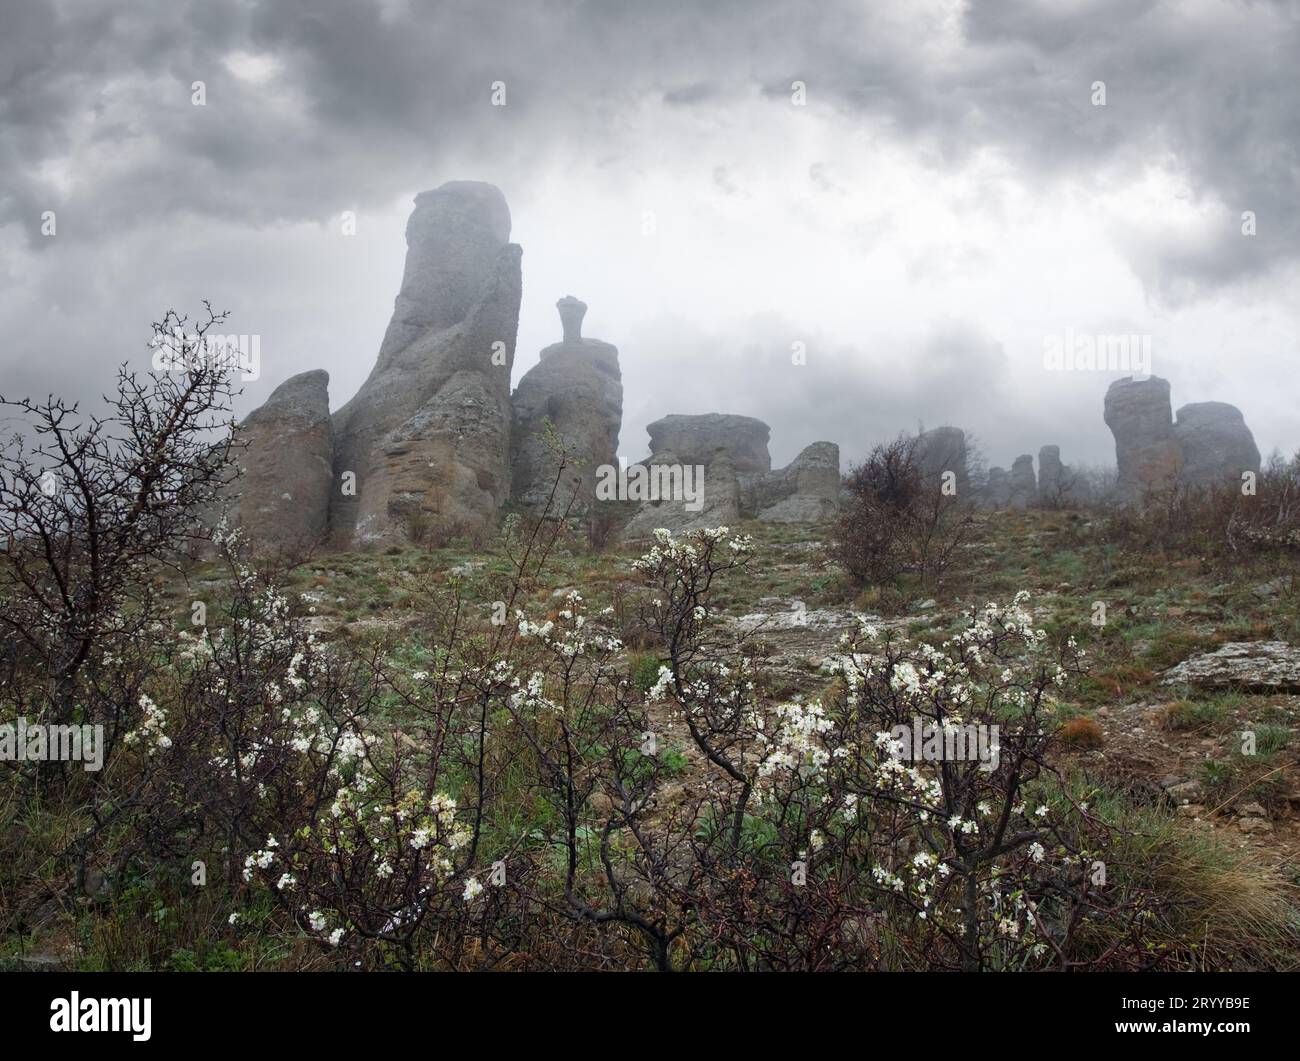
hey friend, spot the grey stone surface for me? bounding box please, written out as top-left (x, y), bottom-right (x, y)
top-left (1173, 401), bottom-right (1261, 487)
top-left (983, 466), bottom-right (1010, 508)
top-left (1162, 641), bottom-right (1300, 692)
top-left (621, 451), bottom-right (741, 539)
top-left (645, 413), bottom-right (771, 474)
top-left (224, 369), bottom-right (333, 552)
top-left (1104, 375), bottom-right (1182, 500)
top-left (1008, 454), bottom-right (1037, 508)
top-left (1036, 445), bottom-right (1063, 502)
top-left (510, 296), bottom-right (622, 516)
top-left (914, 426), bottom-right (969, 497)
top-left (753, 441), bottom-right (841, 523)
top-left (329, 181), bottom-right (521, 546)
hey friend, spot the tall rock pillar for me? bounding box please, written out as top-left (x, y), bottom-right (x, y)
top-left (330, 181), bottom-right (522, 545)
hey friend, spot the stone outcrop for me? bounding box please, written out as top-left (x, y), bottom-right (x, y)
top-left (510, 296), bottom-right (622, 516)
top-left (645, 413), bottom-right (771, 475)
top-left (983, 467), bottom-right (1010, 507)
top-left (620, 451), bottom-right (741, 538)
top-left (619, 414), bottom-right (840, 537)
top-left (914, 426), bottom-right (970, 497)
top-left (1036, 444), bottom-right (1071, 507)
top-left (223, 369), bottom-right (334, 552)
top-left (750, 442), bottom-right (841, 523)
top-left (1105, 377), bottom-right (1262, 501)
top-left (329, 181), bottom-right (522, 545)
top-left (1173, 402), bottom-right (1261, 487)
top-left (1104, 376), bottom-right (1183, 500)
top-left (1007, 454), bottom-right (1037, 508)
top-left (1162, 642), bottom-right (1300, 693)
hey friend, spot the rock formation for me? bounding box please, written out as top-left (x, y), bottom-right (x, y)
top-left (1035, 444), bottom-right (1068, 507)
top-left (914, 426), bottom-right (970, 497)
top-left (983, 467), bottom-right (1010, 508)
top-left (1105, 376), bottom-right (1261, 501)
top-left (1161, 641), bottom-right (1300, 693)
top-left (1173, 401), bottom-right (1261, 487)
top-left (620, 451), bottom-right (741, 538)
top-left (750, 442), bottom-right (841, 523)
top-left (1007, 454), bottom-right (1037, 508)
top-left (510, 296), bottom-right (622, 516)
top-left (222, 369), bottom-right (334, 552)
top-left (1103, 376), bottom-right (1183, 500)
top-left (618, 414), bottom-right (840, 537)
top-left (330, 181), bottom-right (522, 545)
top-left (646, 414), bottom-right (772, 475)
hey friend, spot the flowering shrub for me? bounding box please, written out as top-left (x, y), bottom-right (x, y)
top-left (3, 502), bottom-right (1161, 968)
top-left (636, 528), bottom-right (1158, 969)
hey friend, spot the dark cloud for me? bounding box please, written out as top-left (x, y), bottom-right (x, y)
top-left (1, 0), bottom-right (1296, 467)
top-left (6, 0), bottom-right (1298, 285)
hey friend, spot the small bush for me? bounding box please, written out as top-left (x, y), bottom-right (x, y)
top-left (830, 433), bottom-right (976, 593)
top-left (1058, 716), bottom-right (1105, 749)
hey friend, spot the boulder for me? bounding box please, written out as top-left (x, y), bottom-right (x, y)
top-left (914, 426), bottom-right (970, 497)
top-left (1104, 375), bottom-right (1182, 500)
top-left (1036, 444), bottom-right (1071, 507)
top-left (751, 441), bottom-right (841, 523)
top-left (645, 413), bottom-right (771, 475)
top-left (1173, 402), bottom-right (1261, 488)
top-left (1161, 641), bottom-right (1300, 693)
top-left (329, 181), bottom-right (522, 546)
top-left (983, 467), bottom-right (1010, 508)
top-left (510, 296), bottom-right (622, 516)
top-left (620, 451), bottom-right (740, 539)
top-left (223, 369), bottom-right (333, 552)
top-left (1007, 454), bottom-right (1037, 508)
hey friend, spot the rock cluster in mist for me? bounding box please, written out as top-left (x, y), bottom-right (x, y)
top-left (1104, 376), bottom-right (1259, 501)
top-left (220, 185), bottom-right (1266, 551)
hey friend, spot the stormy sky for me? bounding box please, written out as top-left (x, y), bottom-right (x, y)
top-left (2, 0), bottom-right (1297, 470)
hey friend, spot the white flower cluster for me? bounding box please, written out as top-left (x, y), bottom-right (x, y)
top-left (632, 526), bottom-right (753, 580)
top-left (756, 700), bottom-right (838, 785)
top-left (123, 692), bottom-right (171, 753)
top-left (515, 589), bottom-right (622, 661)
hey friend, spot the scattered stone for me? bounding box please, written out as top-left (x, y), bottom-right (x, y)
top-left (448, 560), bottom-right (485, 577)
top-left (6, 954), bottom-right (65, 972)
top-left (1252, 577), bottom-right (1290, 599)
top-left (1238, 816), bottom-right (1272, 835)
top-left (1166, 779), bottom-right (1204, 804)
